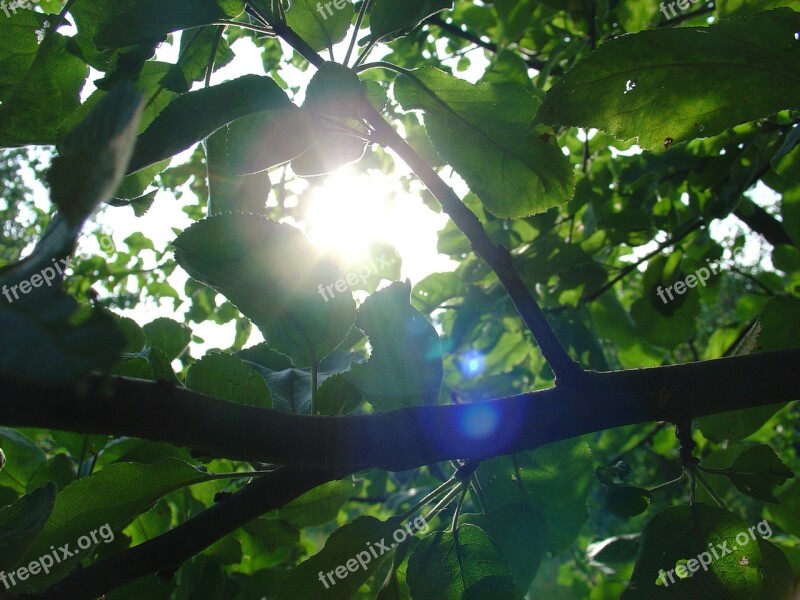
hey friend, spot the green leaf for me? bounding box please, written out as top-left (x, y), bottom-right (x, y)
top-left (95, 0), bottom-right (245, 48)
top-left (286, 0), bottom-right (354, 52)
top-left (275, 479), bottom-right (357, 527)
top-left (0, 483), bottom-right (56, 573)
top-left (406, 524), bottom-right (515, 600)
top-left (128, 75), bottom-right (292, 174)
top-left (370, 0), bottom-right (452, 42)
top-left (291, 124), bottom-right (367, 176)
top-left (226, 108), bottom-right (316, 175)
top-left (173, 213), bottom-right (356, 367)
top-left (304, 62), bottom-right (363, 119)
top-left (186, 351), bottom-right (272, 408)
top-left (274, 515), bottom-right (400, 599)
top-left (394, 67), bottom-right (574, 218)
top-left (17, 459), bottom-right (215, 591)
top-left (48, 82), bottom-right (144, 226)
top-left (605, 486), bottom-right (653, 518)
top-left (475, 439), bottom-right (593, 553)
top-left (538, 9), bottom-right (800, 151)
top-left (206, 127), bottom-right (271, 214)
top-left (143, 317), bottom-right (191, 361)
top-left (623, 504), bottom-right (794, 599)
top-left (460, 505), bottom-right (548, 599)
top-left (0, 14), bottom-right (88, 146)
top-left (348, 281), bottom-right (443, 411)
top-left (722, 445), bottom-right (794, 503)
top-left (766, 479), bottom-right (800, 536)
top-left (316, 373), bottom-right (364, 415)
top-left (161, 26), bottom-right (235, 93)
top-left (0, 429), bottom-right (46, 494)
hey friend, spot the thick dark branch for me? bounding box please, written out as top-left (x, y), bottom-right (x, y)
top-left (2, 349), bottom-right (798, 471)
top-left (21, 467), bottom-right (347, 600)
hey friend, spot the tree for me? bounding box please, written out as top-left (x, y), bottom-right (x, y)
top-left (0, 0), bottom-right (798, 598)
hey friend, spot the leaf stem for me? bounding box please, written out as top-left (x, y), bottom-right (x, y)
top-left (344, 0), bottom-right (371, 67)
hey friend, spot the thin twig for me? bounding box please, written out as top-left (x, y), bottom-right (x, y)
top-left (344, 0), bottom-right (371, 67)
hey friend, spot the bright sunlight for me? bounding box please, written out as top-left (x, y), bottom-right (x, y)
top-left (301, 168), bottom-right (454, 284)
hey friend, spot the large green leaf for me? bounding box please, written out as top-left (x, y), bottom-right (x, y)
top-left (475, 439), bottom-right (593, 553)
top-left (16, 459), bottom-right (215, 591)
top-left (406, 524), bottom-right (516, 600)
top-left (127, 75), bottom-right (291, 174)
top-left (348, 281), bottom-right (443, 411)
top-left (721, 444), bottom-right (794, 503)
top-left (304, 62), bottom-right (363, 119)
top-left (275, 479), bottom-right (358, 527)
top-left (0, 429), bottom-right (46, 494)
top-left (538, 9), bottom-right (800, 151)
top-left (173, 213), bottom-right (356, 367)
top-left (186, 351), bottom-right (272, 408)
top-left (142, 317), bottom-right (192, 361)
top-left (225, 108), bottom-right (316, 175)
top-left (0, 483), bottom-right (56, 573)
top-left (623, 504), bottom-right (795, 599)
top-left (394, 67), bottom-right (575, 218)
top-left (460, 505), bottom-right (548, 599)
top-left (48, 82), bottom-right (144, 226)
top-left (274, 515), bottom-right (400, 599)
top-left (370, 0), bottom-right (453, 41)
top-left (0, 12), bottom-right (88, 146)
top-left (95, 0), bottom-right (245, 48)
top-left (285, 0), bottom-right (354, 52)
top-left (206, 126), bottom-right (271, 214)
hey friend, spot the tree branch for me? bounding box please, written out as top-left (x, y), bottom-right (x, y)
top-left (2, 349), bottom-right (798, 471)
top-left (18, 467), bottom-right (348, 600)
top-left (270, 20), bottom-right (582, 382)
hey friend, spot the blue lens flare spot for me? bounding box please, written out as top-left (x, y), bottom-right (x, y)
top-left (459, 403), bottom-right (500, 441)
top-left (460, 350), bottom-right (484, 378)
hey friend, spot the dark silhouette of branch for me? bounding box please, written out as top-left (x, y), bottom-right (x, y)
top-left (3, 349), bottom-right (798, 471)
top-left (734, 197), bottom-right (795, 248)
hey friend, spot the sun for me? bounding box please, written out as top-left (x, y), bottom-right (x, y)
top-left (302, 167), bottom-right (456, 283)
top-left (304, 170), bottom-right (388, 263)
